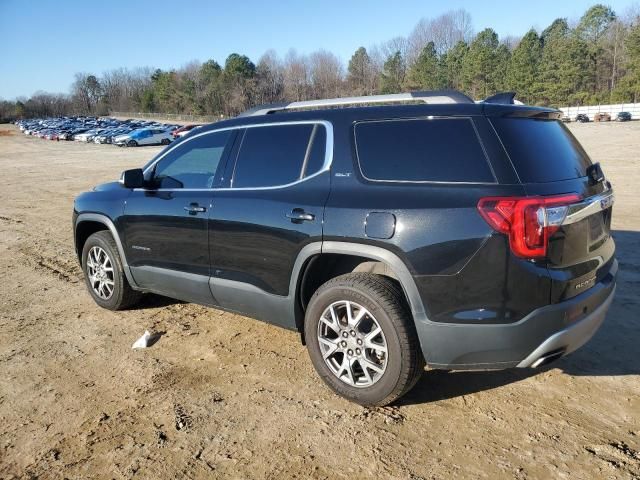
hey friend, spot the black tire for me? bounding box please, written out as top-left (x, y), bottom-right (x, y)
top-left (304, 273), bottom-right (424, 406)
top-left (161, 138), bottom-right (170, 145)
top-left (127, 139), bottom-right (138, 147)
top-left (81, 231), bottom-right (141, 310)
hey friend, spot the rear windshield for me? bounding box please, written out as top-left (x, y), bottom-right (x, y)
top-left (354, 118), bottom-right (495, 183)
top-left (491, 118), bottom-right (592, 183)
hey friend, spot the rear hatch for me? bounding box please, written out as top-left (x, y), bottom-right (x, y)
top-left (490, 115), bottom-right (615, 303)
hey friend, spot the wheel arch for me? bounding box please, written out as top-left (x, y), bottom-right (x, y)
top-left (292, 241), bottom-right (428, 339)
top-left (75, 213), bottom-right (139, 288)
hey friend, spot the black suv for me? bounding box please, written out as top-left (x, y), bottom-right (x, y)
top-left (616, 112), bottom-right (632, 122)
top-left (73, 91), bottom-right (617, 406)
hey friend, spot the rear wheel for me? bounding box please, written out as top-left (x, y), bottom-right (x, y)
top-left (82, 231), bottom-right (141, 310)
top-left (304, 273), bottom-right (424, 406)
top-left (161, 138), bottom-right (170, 145)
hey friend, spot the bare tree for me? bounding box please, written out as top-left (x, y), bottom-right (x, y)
top-left (408, 9), bottom-right (474, 62)
top-left (501, 35), bottom-right (522, 51)
top-left (309, 50), bottom-right (344, 99)
top-left (604, 20), bottom-right (628, 91)
top-left (100, 67), bottom-right (156, 112)
top-left (283, 49), bottom-right (311, 101)
top-left (379, 36), bottom-right (410, 62)
top-left (256, 49), bottom-right (285, 104)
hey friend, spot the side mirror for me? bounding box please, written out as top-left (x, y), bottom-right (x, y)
top-left (120, 168), bottom-right (145, 189)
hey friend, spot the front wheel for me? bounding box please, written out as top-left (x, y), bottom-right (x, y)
top-left (304, 273), bottom-right (424, 406)
top-left (127, 139), bottom-right (138, 147)
top-left (161, 138), bottom-right (170, 145)
top-left (82, 231), bottom-right (141, 310)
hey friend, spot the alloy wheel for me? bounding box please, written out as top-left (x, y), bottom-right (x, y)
top-left (86, 246), bottom-right (115, 300)
top-left (317, 300), bottom-right (388, 387)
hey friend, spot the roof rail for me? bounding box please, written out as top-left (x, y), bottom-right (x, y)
top-left (238, 90), bottom-right (474, 117)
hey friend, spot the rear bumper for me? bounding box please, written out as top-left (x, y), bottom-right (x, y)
top-left (516, 284), bottom-right (615, 367)
top-left (418, 259), bottom-right (617, 369)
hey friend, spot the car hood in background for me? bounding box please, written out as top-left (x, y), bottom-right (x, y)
top-left (93, 181), bottom-right (122, 192)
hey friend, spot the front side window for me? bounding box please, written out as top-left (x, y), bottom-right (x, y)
top-left (354, 118), bottom-right (494, 183)
top-left (232, 123), bottom-right (326, 188)
top-left (152, 130), bottom-right (231, 189)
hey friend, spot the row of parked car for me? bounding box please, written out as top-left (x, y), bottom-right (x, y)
top-left (15, 117), bottom-right (203, 147)
top-left (563, 112), bottom-right (633, 123)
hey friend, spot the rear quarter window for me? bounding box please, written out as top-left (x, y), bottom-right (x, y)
top-left (354, 117), bottom-right (495, 183)
top-left (491, 118), bottom-right (592, 183)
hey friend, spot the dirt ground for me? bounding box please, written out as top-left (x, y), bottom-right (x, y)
top-left (0, 122), bottom-right (639, 479)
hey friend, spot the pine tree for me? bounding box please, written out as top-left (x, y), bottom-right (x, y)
top-left (493, 43), bottom-right (511, 92)
top-left (615, 21), bottom-right (640, 102)
top-left (462, 28), bottom-right (501, 98)
top-left (507, 29), bottom-right (542, 104)
top-left (347, 47), bottom-right (374, 94)
top-left (577, 5), bottom-right (616, 95)
top-left (440, 41), bottom-right (468, 90)
top-left (539, 19), bottom-right (592, 106)
top-left (404, 42), bottom-right (442, 90)
top-left (379, 51), bottom-right (405, 94)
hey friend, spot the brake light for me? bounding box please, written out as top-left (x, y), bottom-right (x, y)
top-left (477, 194), bottom-right (581, 258)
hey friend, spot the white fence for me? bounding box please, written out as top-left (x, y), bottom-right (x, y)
top-left (559, 103), bottom-right (640, 120)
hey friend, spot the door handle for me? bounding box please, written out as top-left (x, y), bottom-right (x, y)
top-left (184, 203), bottom-right (206, 214)
top-left (286, 208), bottom-right (315, 223)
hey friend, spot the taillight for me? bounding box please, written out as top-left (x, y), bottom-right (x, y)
top-left (477, 194), bottom-right (581, 259)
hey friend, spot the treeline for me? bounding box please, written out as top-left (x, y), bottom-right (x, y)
top-left (2, 5), bottom-right (640, 121)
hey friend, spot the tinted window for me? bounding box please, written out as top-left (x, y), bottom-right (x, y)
top-left (491, 118), bottom-right (592, 183)
top-left (355, 118), bottom-right (494, 183)
top-left (153, 130), bottom-right (231, 189)
top-left (233, 124), bottom-right (323, 188)
top-left (303, 125), bottom-right (327, 177)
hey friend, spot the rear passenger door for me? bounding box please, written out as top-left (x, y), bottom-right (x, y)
top-left (208, 122), bottom-right (331, 328)
top-left (146, 129), bottom-right (162, 145)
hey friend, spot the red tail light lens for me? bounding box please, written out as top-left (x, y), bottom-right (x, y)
top-left (477, 194), bottom-right (581, 258)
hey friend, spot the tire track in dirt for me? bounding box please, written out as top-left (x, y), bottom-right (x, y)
top-left (585, 439), bottom-right (640, 476)
top-left (0, 215), bottom-right (22, 224)
top-left (18, 244), bottom-right (82, 283)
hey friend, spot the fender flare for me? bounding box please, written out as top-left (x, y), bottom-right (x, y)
top-left (75, 213), bottom-right (139, 288)
top-left (288, 241), bottom-right (429, 325)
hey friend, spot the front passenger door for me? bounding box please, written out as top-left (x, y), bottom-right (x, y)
top-left (121, 129), bottom-right (235, 304)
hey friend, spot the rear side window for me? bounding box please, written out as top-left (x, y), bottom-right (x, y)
top-left (354, 118), bottom-right (494, 183)
top-left (491, 118), bottom-right (592, 183)
top-left (232, 124), bottom-right (326, 188)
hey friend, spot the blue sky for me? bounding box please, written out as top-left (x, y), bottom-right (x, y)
top-left (0, 0), bottom-right (636, 99)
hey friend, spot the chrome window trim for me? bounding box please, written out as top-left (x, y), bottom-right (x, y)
top-left (353, 116), bottom-right (499, 185)
top-left (138, 120), bottom-right (333, 192)
top-left (562, 189), bottom-right (614, 226)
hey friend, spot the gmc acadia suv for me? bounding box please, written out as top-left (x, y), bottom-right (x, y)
top-left (73, 91), bottom-right (617, 406)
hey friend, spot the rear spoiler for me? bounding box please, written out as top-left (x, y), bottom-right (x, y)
top-left (483, 92), bottom-right (518, 104)
top-left (481, 92), bottom-right (561, 119)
